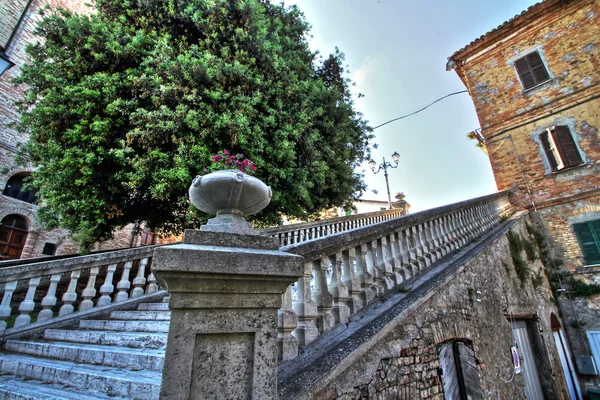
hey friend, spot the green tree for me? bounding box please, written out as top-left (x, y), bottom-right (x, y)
top-left (15, 0), bottom-right (373, 251)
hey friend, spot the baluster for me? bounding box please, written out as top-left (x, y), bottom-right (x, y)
top-left (0, 281), bottom-right (17, 332)
top-left (406, 227), bottom-right (424, 274)
top-left (366, 241), bottom-right (385, 296)
top-left (342, 248), bottom-right (362, 313)
top-left (377, 238), bottom-right (395, 291)
top-left (79, 267), bottom-right (100, 311)
top-left (293, 230), bottom-right (299, 244)
top-left (292, 263), bottom-right (319, 349)
top-left (464, 208), bottom-right (477, 240)
top-left (397, 229), bottom-right (413, 281)
top-left (14, 277), bottom-right (41, 327)
top-left (424, 221), bottom-right (440, 263)
top-left (327, 253), bottom-right (350, 324)
top-left (448, 212), bottom-right (463, 248)
top-left (278, 285), bottom-right (298, 361)
top-left (38, 273), bottom-right (62, 322)
top-left (413, 225), bottom-right (430, 269)
top-left (440, 215), bottom-right (456, 254)
top-left (98, 264), bottom-right (117, 306)
top-left (132, 258), bottom-right (149, 298)
top-left (355, 244), bottom-right (376, 305)
top-left (312, 258), bottom-right (335, 333)
top-left (146, 269), bottom-right (159, 294)
top-left (454, 211), bottom-right (469, 246)
top-left (59, 271), bottom-right (81, 316)
top-left (389, 233), bottom-right (404, 286)
top-left (433, 217), bottom-right (449, 257)
top-left (115, 261), bottom-right (133, 302)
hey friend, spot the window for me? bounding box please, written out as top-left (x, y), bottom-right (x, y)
top-left (439, 341), bottom-right (484, 400)
top-left (573, 219), bottom-right (600, 266)
top-left (140, 229), bottom-right (156, 246)
top-left (2, 174), bottom-right (38, 204)
top-left (515, 51), bottom-right (551, 90)
top-left (42, 242), bottom-right (57, 256)
top-left (540, 126), bottom-right (583, 172)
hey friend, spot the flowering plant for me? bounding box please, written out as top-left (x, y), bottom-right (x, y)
top-left (206, 150), bottom-right (257, 174)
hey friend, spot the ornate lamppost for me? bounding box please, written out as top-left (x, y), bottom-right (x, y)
top-left (369, 151), bottom-right (400, 209)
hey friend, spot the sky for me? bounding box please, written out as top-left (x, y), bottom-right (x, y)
top-left (286, 0), bottom-right (540, 212)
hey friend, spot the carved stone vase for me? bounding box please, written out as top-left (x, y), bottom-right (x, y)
top-left (189, 169), bottom-right (272, 234)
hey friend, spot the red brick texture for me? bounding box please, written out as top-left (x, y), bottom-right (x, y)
top-left (451, 0), bottom-right (600, 270)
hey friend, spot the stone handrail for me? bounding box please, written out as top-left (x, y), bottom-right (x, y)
top-left (260, 209), bottom-right (405, 246)
top-left (276, 191), bottom-right (512, 361)
top-left (0, 244), bottom-right (163, 334)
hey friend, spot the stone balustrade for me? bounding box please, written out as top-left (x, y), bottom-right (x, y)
top-left (276, 191), bottom-right (512, 361)
top-left (260, 209), bottom-right (405, 246)
top-left (0, 245), bottom-right (162, 334)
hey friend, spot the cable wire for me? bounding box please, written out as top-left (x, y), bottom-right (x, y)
top-left (372, 90), bottom-right (468, 130)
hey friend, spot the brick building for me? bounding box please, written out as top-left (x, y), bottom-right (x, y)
top-left (0, 1), bottom-right (174, 259)
top-left (448, 0), bottom-right (600, 394)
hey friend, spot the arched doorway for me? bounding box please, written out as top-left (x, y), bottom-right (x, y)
top-left (0, 215), bottom-right (29, 260)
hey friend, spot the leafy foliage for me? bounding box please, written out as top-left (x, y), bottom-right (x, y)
top-left (15, 0), bottom-right (373, 251)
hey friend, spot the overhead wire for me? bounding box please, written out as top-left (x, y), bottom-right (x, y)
top-left (372, 90), bottom-right (468, 130)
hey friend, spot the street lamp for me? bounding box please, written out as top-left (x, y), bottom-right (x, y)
top-left (369, 151), bottom-right (400, 209)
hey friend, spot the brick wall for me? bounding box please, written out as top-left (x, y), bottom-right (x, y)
top-left (311, 219), bottom-right (569, 399)
top-left (0, 1), bottom-right (95, 258)
top-left (451, 0), bottom-right (600, 270)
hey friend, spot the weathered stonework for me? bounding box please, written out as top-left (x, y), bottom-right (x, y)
top-left (282, 215), bottom-right (569, 399)
top-left (449, 0), bottom-right (600, 393)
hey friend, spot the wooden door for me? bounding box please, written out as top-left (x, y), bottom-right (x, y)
top-left (0, 215), bottom-right (28, 260)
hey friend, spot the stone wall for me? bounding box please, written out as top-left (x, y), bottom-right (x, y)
top-left (309, 217), bottom-right (570, 400)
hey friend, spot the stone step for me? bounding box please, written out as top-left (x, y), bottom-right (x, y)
top-left (4, 340), bottom-right (165, 371)
top-left (0, 373), bottom-right (127, 399)
top-left (0, 353), bottom-right (160, 399)
top-left (79, 319), bottom-right (170, 332)
top-left (43, 329), bottom-right (168, 349)
top-left (110, 310), bottom-right (171, 320)
top-left (137, 302), bottom-right (170, 311)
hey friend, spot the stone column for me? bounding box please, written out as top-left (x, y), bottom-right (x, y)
top-left (153, 230), bottom-right (302, 400)
top-left (153, 170), bottom-right (303, 400)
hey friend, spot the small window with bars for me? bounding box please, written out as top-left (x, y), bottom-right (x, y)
top-left (539, 126), bottom-right (583, 172)
top-left (573, 220), bottom-right (600, 266)
top-left (514, 51), bottom-right (551, 90)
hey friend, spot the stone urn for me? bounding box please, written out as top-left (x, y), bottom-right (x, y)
top-left (189, 169), bottom-right (272, 234)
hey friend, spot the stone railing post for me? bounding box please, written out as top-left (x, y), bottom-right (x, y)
top-left (153, 170), bottom-right (303, 400)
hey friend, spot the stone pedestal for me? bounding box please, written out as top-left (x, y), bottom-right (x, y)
top-left (153, 229), bottom-right (303, 400)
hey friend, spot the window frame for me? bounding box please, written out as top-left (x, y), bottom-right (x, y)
top-left (513, 50), bottom-right (552, 91)
top-left (2, 174), bottom-right (38, 204)
top-left (573, 219), bottom-right (600, 266)
top-left (539, 125), bottom-right (584, 173)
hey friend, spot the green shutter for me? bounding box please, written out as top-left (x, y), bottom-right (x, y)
top-left (573, 221), bottom-right (600, 265)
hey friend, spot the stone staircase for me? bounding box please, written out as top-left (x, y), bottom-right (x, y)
top-left (0, 192), bottom-right (513, 399)
top-left (0, 298), bottom-right (170, 399)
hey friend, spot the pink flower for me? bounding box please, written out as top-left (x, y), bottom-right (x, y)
top-left (223, 149), bottom-right (230, 155)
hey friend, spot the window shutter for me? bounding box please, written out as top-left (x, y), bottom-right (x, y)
top-left (552, 126), bottom-right (583, 168)
top-left (540, 131), bottom-right (560, 171)
top-left (515, 58), bottom-right (536, 89)
top-left (440, 343), bottom-right (461, 400)
top-left (525, 52), bottom-right (550, 83)
top-left (573, 222), bottom-right (600, 265)
top-left (457, 343), bottom-right (484, 400)
top-left (515, 51), bottom-right (550, 89)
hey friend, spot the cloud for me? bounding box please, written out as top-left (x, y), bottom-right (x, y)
top-left (353, 55), bottom-right (380, 85)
